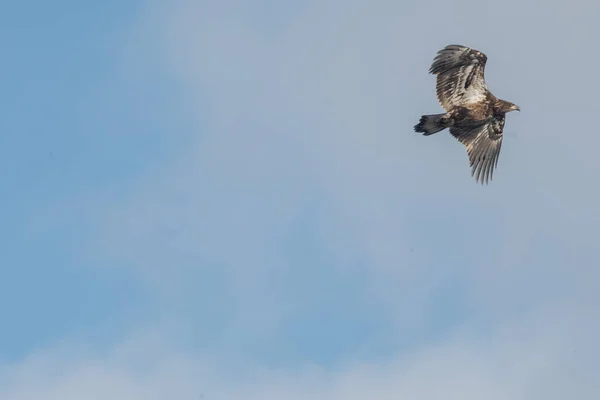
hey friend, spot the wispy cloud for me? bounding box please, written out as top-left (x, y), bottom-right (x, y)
top-left (2, 305), bottom-right (598, 399)
top-left (101, 0), bottom-right (600, 315)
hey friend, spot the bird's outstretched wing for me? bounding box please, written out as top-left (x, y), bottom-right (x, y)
top-left (450, 116), bottom-right (504, 184)
top-left (429, 45), bottom-right (490, 111)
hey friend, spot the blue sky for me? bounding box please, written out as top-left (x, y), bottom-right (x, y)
top-left (1, 0), bottom-right (152, 360)
top-left (2, 0), bottom-right (600, 398)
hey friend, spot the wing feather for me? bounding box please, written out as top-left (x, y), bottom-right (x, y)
top-left (449, 116), bottom-right (504, 185)
top-left (429, 44), bottom-right (490, 111)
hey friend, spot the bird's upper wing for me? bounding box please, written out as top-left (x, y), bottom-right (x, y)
top-left (429, 45), bottom-right (490, 111)
top-left (449, 116), bottom-right (504, 184)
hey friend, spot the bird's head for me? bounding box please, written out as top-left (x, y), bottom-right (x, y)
top-left (499, 100), bottom-right (520, 113)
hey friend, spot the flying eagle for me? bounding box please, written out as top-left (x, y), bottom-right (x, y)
top-left (414, 44), bottom-right (520, 184)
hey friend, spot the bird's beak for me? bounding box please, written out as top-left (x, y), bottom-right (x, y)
top-left (515, 106), bottom-right (520, 112)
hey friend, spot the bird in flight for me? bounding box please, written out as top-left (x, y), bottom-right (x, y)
top-left (414, 44), bottom-right (520, 184)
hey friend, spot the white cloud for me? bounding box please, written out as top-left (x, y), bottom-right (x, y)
top-left (97, 0), bottom-right (600, 312)
top-left (2, 303), bottom-right (598, 400)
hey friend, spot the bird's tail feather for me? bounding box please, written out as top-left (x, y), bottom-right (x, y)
top-left (414, 113), bottom-right (447, 135)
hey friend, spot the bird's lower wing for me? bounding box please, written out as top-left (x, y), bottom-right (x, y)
top-left (450, 117), bottom-right (504, 184)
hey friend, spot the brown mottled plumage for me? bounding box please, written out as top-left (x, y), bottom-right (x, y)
top-left (414, 44), bottom-right (520, 184)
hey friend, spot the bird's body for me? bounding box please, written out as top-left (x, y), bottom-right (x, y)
top-left (414, 44), bottom-right (520, 184)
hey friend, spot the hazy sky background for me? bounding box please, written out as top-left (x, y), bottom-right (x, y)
top-left (3, 0), bottom-right (600, 398)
